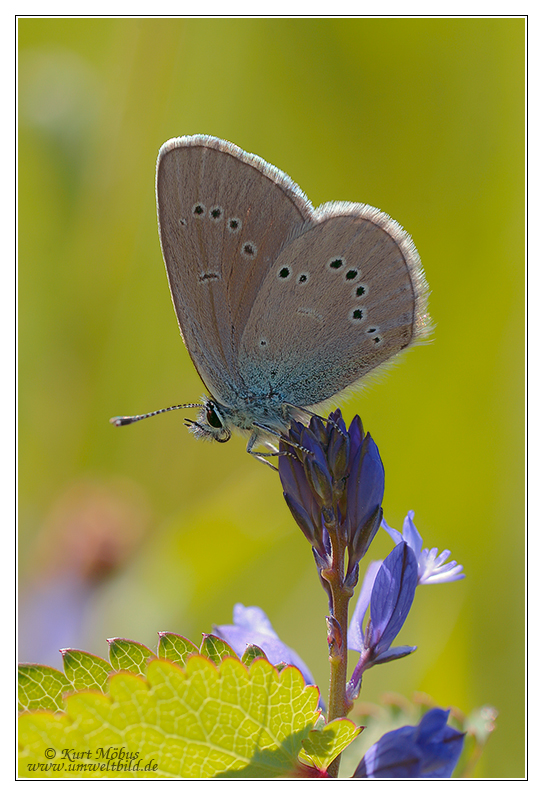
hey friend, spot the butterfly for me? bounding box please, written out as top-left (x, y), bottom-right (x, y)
top-left (111, 135), bottom-right (430, 463)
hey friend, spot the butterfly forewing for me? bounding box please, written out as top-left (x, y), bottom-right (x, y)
top-left (156, 136), bottom-right (313, 405)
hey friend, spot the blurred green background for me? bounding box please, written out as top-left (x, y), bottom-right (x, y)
top-left (18, 18), bottom-right (524, 777)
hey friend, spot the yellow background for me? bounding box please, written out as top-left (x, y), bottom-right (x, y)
top-left (18, 18), bottom-right (525, 777)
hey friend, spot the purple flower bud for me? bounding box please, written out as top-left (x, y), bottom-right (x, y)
top-left (346, 543), bottom-right (418, 698)
top-left (353, 708), bottom-right (465, 778)
top-left (326, 424), bottom-right (350, 482)
top-left (279, 410), bottom-right (385, 582)
top-left (370, 542), bottom-right (418, 658)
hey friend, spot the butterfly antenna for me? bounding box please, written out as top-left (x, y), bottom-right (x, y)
top-left (110, 403), bottom-right (203, 427)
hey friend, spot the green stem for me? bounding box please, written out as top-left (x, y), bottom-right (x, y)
top-left (322, 523), bottom-right (353, 778)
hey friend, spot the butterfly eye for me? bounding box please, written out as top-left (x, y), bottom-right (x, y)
top-left (206, 404), bottom-right (223, 429)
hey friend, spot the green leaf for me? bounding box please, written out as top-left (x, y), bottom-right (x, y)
top-left (241, 644), bottom-right (268, 666)
top-left (300, 718), bottom-right (363, 771)
top-left (199, 633), bottom-right (238, 664)
top-left (108, 638), bottom-right (156, 674)
top-left (157, 632), bottom-right (199, 666)
top-left (61, 650), bottom-right (113, 693)
top-left (18, 665), bottom-right (72, 713)
top-left (18, 657), bottom-right (321, 778)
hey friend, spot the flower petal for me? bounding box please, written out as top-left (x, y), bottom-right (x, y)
top-left (347, 560), bottom-right (382, 652)
top-left (370, 542), bottom-right (418, 657)
top-left (353, 708), bottom-right (465, 778)
top-left (214, 604), bottom-right (317, 688)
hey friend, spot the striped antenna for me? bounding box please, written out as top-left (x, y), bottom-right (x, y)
top-left (109, 403), bottom-right (203, 427)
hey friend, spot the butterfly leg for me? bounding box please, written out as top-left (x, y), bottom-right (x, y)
top-left (247, 421), bottom-right (314, 468)
top-left (246, 430), bottom-right (280, 470)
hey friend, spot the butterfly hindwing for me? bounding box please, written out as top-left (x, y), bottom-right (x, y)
top-left (239, 202), bottom-right (428, 406)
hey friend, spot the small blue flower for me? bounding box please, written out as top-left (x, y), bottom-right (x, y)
top-left (383, 511), bottom-right (465, 585)
top-left (213, 604), bottom-right (317, 688)
top-left (352, 708), bottom-right (465, 778)
top-left (347, 542), bottom-right (418, 699)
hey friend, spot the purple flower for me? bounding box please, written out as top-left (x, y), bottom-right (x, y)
top-left (353, 708), bottom-right (465, 778)
top-left (347, 542), bottom-right (418, 700)
top-left (213, 604), bottom-right (317, 688)
top-left (383, 511), bottom-right (465, 585)
top-left (279, 410), bottom-right (385, 580)
top-left (346, 560), bottom-right (381, 654)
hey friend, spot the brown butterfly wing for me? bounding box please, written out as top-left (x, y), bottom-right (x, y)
top-left (156, 136), bottom-right (313, 404)
top-left (239, 202), bottom-right (429, 407)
